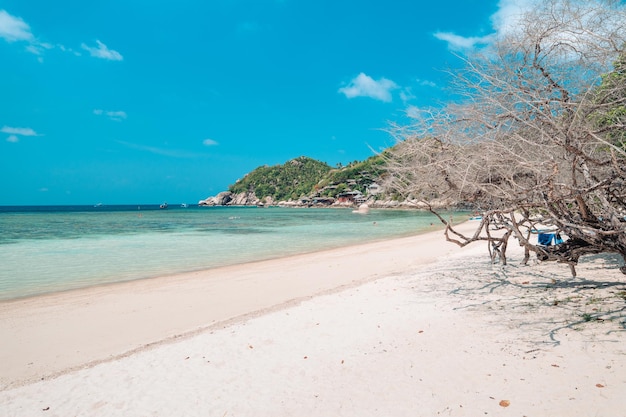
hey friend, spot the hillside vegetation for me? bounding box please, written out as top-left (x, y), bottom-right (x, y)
top-left (317, 154), bottom-right (387, 197)
top-left (228, 154), bottom-right (387, 202)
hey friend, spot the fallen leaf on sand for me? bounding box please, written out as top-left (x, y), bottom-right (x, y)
top-left (596, 383), bottom-right (605, 388)
top-left (499, 400), bottom-right (510, 407)
top-left (551, 364), bottom-right (559, 367)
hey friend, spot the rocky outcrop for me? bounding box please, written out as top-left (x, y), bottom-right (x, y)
top-left (368, 197), bottom-right (456, 210)
top-left (199, 192), bottom-right (457, 210)
top-left (198, 191), bottom-right (232, 206)
top-left (198, 191), bottom-right (261, 206)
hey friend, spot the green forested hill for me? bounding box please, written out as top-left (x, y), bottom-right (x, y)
top-left (228, 154), bottom-right (387, 202)
top-left (317, 154), bottom-right (387, 197)
top-left (229, 156), bottom-right (333, 201)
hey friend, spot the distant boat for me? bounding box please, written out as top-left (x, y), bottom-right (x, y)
top-left (159, 202), bottom-right (168, 209)
top-left (94, 203), bottom-right (104, 208)
top-left (180, 203), bottom-right (188, 208)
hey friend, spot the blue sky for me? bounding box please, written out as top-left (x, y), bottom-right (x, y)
top-left (1, 0), bottom-right (530, 205)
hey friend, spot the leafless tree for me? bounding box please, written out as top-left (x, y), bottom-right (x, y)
top-left (385, 0), bottom-right (626, 276)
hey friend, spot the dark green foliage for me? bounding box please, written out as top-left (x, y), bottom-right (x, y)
top-left (228, 154), bottom-right (388, 201)
top-left (592, 50), bottom-right (626, 149)
top-left (318, 154), bottom-right (387, 197)
top-left (229, 156), bottom-right (332, 201)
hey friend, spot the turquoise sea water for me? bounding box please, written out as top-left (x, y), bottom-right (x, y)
top-left (0, 205), bottom-right (454, 301)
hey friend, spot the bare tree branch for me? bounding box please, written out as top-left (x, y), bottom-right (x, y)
top-left (385, 0), bottom-right (626, 276)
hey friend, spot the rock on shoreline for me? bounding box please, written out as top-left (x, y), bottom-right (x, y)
top-left (198, 191), bottom-right (455, 210)
top-left (198, 191), bottom-right (262, 207)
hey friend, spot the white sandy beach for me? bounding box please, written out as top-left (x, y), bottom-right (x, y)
top-left (1, 222), bottom-right (625, 416)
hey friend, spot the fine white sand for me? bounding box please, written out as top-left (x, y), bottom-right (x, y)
top-left (1, 221), bottom-right (625, 416)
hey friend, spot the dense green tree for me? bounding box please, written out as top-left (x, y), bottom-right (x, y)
top-left (592, 49), bottom-right (626, 149)
top-left (228, 154), bottom-right (390, 202)
top-left (229, 156), bottom-right (332, 201)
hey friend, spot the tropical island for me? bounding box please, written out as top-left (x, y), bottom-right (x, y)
top-left (198, 154), bottom-right (433, 209)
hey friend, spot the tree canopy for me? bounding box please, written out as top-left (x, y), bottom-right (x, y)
top-left (229, 156), bottom-right (332, 201)
top-left (317, 155), bottom-right (387, 197)
top-left (385, 0), bottom-right (626, 275)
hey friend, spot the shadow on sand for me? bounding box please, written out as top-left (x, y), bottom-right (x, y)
top-left (405, 251), bottom-right (626, 347)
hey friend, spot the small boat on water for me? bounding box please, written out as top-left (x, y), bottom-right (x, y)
top-left (159, 202), bottom-right (168, 209)
top-left (180, 203), bottom-right (188, 208)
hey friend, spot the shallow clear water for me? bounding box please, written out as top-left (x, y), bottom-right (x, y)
top-left (0, 205), bottom-right (459, 300)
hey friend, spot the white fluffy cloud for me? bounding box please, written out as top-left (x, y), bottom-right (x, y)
top-left (2, 125), bottom-right (41, 143)
top-left (1, 125), bottom-right (39, 136)
top-left (433, 32), bottom-right (494, 51)
top-left (490, 0), bottom-right (536, 34)
top-left (435, 0), bottom-right (625, 56)
top-left (106, 110), bottom-right (127, 120)
top-left (399, 88), bottom-right (414, 104)
top-left (434, 0), bottom-right (537, 51)
top-left (417, 79), bottom-right (437, 88)
top-left (81, 40), bottom-right (123, 61)
top-left (338, 73), bottom-right (398, 102)
top-left (0, 9), bottom-right (57, 60)
top-left (405, 105), bottom-right (421, 119)
top-left (0, 10), bottom-right (33, 42)
top-left (25, 42), bottom-right (53, 56)
top-left (1, 9), bottom-right (120, 61)
top-left (94, 109), bottom-right (127, 121)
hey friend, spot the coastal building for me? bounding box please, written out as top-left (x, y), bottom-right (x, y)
top-left (368, 182), bottom-right (382, 196)
top-left (336, 191), bottom-right (366, 205)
